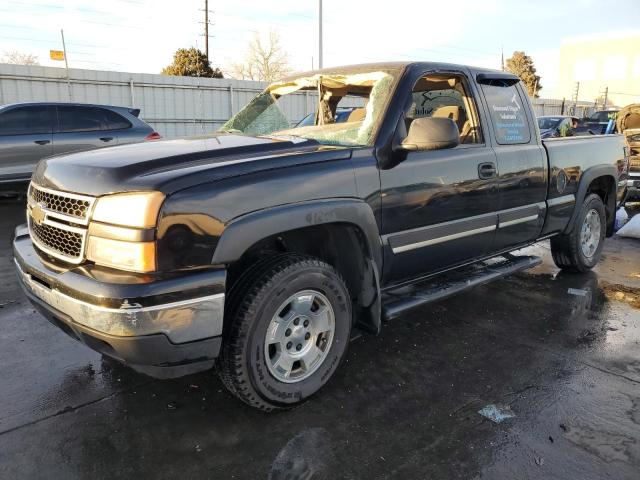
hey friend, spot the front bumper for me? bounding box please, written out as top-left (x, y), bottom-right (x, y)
top-left (13, 225), bottom-right (226, 378)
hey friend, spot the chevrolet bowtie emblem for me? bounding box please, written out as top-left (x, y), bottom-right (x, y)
top-left (31, 203), bottom-right (46, 225)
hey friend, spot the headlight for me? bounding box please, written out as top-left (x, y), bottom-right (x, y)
top-left (86, 236), bottom-right (156, 273)
top-left (87, 191), bottom-right (164, 272)
top-left (92, 191), bottom-right (165, 228)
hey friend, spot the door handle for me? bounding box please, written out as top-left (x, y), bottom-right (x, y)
top-left (34, 140), bottom-right (50, 145)
top-left (99, 137), bottom-right (114, 142)
top-left (478, 162), bottom-right (497, 179)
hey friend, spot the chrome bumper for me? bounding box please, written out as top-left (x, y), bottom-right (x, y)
top-left (15, 258), bottom-right (224, 343)
top-left (13, 225), bottom-right (226, 345)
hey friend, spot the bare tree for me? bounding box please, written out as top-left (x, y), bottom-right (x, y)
top-left (1, 50), bottom-right (39, 65)
top-left (230, 31), bottom-right (292, 82)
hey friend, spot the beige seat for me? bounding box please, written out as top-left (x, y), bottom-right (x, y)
top-left (432, 105), bottom-right (477, 143)
top-left (347, 108), bottom-right (366, 123)
top-left (432, 105), bottom-right (460, 123)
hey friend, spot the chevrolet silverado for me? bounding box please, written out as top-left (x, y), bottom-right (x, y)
top-left (13, 62), bottom-right (629, 410)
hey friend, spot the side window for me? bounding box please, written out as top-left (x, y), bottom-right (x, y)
top-left (102, 109), bottom-right (132, 130)
top-left (0, 106), bottom-right (52, 136)
top-left (56, 106), bottom-right (106, 133)
top-left (480, 82), bottom-right (531, 145)
top-left (407, 74), bottom-right (483, 144)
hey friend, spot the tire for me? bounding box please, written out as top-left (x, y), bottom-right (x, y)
top-left (550, 193), bottom-right (606, 272)
top-left (216, 254), bottom-right (352, 411)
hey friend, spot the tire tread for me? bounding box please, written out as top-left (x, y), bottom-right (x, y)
top-left (217, 253), bottom-right (348, 411)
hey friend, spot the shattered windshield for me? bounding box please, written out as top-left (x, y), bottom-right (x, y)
top-left (220, 70), bottom-right (398, 147)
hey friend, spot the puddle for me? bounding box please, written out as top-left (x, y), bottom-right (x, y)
top-left (562, 423), bottom-right (638, 464)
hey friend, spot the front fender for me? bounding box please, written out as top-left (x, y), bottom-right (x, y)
top-left (211, 198), bottom-right (383, 275)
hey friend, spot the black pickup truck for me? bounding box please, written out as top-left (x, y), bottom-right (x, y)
top-left (13, 62), bottom-right (629, 411)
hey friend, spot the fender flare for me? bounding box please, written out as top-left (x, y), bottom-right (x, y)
top-left (564, 164), bottom-right (617, 234)
top-left (211, 198), bottom-right (383, 277)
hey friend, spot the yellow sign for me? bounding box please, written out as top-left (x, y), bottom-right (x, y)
top-left (50, 50), bottom-right (64, 61)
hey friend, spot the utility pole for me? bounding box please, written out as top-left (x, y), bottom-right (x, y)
top-left (602, 86), bottom-right (608, 109)
top-left (318, 0), bottom-right (323, 69)
top-left (571, 81), bottom-right (580, 115)
top-left (200, 0), bottom-right (214, 63)
top-left (60, 29), bottom-right (72, 101)
top-left (204, 0), bottom-right (209, 62)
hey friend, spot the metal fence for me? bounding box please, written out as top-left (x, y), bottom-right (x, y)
top-left (0, 64), bottom-right (275, 138)
top-left (530, 97), bottom-right (597, 118)
top-left (1, 63), bottom-right (599, 138)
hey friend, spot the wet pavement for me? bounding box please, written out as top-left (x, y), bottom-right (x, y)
top-left (1, 197), bottom-right (640, 479)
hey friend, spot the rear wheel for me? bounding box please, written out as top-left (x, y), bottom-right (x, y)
top-left (551, 193), bottom-right (606, 272)
top-left (217, 254), bottom-right (351, 411)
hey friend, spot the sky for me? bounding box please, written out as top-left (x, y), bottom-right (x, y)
top-left (1, 0), bottom-right (640, 97)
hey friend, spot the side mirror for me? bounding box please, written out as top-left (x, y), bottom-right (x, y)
top-left (400, 117), bottom-right (459, 152)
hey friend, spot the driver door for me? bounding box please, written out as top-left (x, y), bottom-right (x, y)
top-left (380, 70), bottom-right (500, 283)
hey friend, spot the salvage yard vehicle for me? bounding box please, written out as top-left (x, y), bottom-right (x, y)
top-left (0, 102), bottom-right (160, 189)
top-left (537, 115), bottom-right (579, 138)
top-left (617, 104), bottom-right (640, 200)
top-left (13, 62), bottom-right (630, 411)
top-left (580, 109), bottom-right (619, 134)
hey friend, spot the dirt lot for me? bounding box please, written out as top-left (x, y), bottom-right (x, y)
top-left (1, 197), bottom-right (639, 479)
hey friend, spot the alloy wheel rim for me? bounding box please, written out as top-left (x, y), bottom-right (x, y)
top-left (580, 208), bottom-right (601, 258)
top-left (264, 289), bottom-right (335, 383)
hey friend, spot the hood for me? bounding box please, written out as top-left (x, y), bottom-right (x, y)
top-left (616, 104), bottom-right (640, 133)
top-left (616, 104), bottom-right (640, 159)
top-left (32, 133), bottom-right (349, 196)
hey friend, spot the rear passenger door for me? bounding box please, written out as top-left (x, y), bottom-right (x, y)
top-left (0, 105), bottom-right (54, 181)
top-left (53, 106), bottom-right (118, 155)
top-left (476, 75), bottom-right (547, 253)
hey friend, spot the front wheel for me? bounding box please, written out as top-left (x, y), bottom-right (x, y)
top-left (550, 193), bottom-right (606, 272)
top-left (216, 254), bottom-right (352, 411)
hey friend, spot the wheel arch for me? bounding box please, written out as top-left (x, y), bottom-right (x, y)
top-left (212, 199), bottom-right (383, 334)
top-left (564, 165), bottom-right (617, 237)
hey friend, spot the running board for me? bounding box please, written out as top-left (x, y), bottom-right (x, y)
top-left (382, 255), bottom-right (542, 321)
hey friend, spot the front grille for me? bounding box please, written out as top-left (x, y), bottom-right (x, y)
top-left (27, 183), bottom-right (95, 263)
top-left (29, 218), bottom-right (84, 260)
top-left (29, 184), bottom-right (93, 222)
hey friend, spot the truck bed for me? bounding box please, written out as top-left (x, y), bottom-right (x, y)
top-left (543, 134), bottom-right (627, 203)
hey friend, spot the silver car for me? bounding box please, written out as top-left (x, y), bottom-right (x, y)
top-left (0, 102), bottom-right (160, 188)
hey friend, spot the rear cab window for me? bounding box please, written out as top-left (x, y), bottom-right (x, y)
top-left (480, 80), bottom-right (531, 145)
top-left (0, 106), bottom-right (53, 136)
